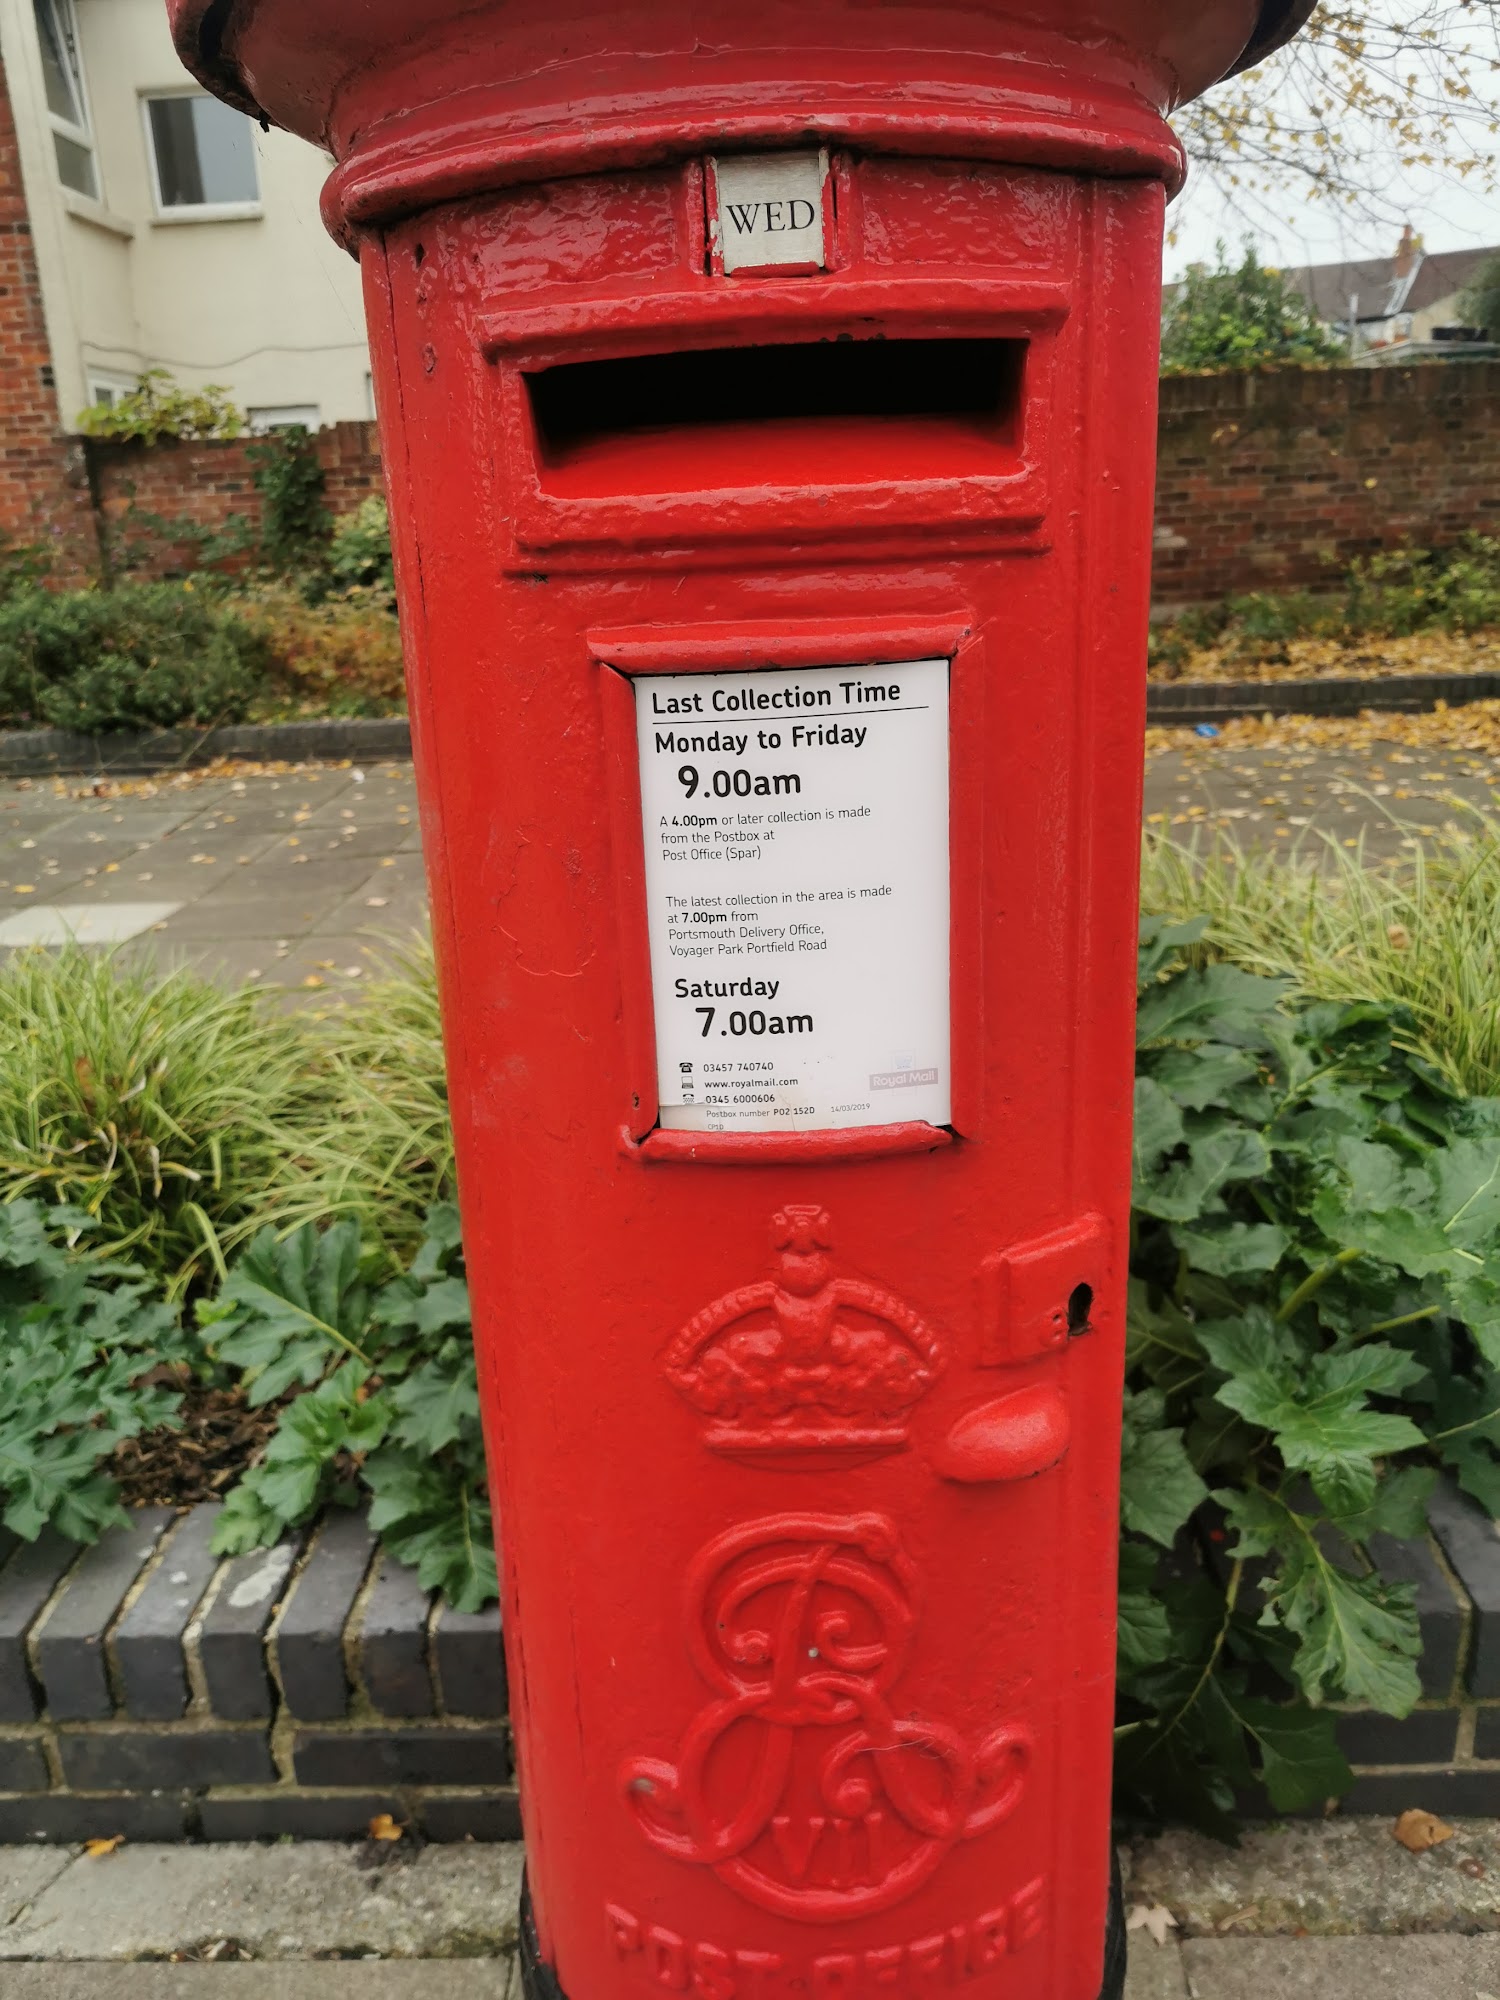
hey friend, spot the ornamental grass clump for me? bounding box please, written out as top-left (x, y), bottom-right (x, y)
top-left (259, 936), bottom-right (455, 1261)
top-left (0, 947), bottom-right (332, 1290)
top-left (1140, 807), bottom-right (1500, 1098)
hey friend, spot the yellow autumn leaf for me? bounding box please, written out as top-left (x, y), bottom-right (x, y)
top-left (83, 1835), bottom-right (124, 1858)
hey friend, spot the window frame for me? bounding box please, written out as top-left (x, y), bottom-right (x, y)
top-left (139, 86), bottom-right (262, 222)
top-left (84, 369), bottom-right (142, 410)
top-left (33, 0), bottom-right (98, 200)
top-left (247, 406), bottom-right (321, 434)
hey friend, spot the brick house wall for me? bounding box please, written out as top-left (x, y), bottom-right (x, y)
top-left (0, 55), bottom-right (99, 580)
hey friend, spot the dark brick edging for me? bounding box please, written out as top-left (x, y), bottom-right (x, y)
top-left (0, 1500), bottom-right (516, 1842)
top-left (1146, 671), bottom-right (1500, 727)
top-left (0, 717), bottom-right (411, 779)
top-left (0, 1480), bottom-right (1497, 1838)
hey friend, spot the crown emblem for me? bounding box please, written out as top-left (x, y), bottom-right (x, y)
top-left (664, 1206), bottom-right (944, 1462)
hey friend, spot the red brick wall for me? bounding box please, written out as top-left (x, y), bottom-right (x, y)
top-left (1152, 362), bottom-right (1500, 604)
top-left (0, 55), bottom-right (98, 578)
top-left (92, 421), bottom-right (385, 571)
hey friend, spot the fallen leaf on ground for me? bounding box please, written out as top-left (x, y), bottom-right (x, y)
top-left (1392, 1808), bottom-right (1456, 1853)
top-left (83, 1835), bottom-right (124, 1857)
top-left (1125, 1901), bottom-right (1178, 1947)
top-left (367, 1813), bottom-right (405, 1842)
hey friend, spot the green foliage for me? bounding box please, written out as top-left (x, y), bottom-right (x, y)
top-left (248, 427), bottom-right (331, 574)
top-left (0, 947), bottom-right (335, 1290)
top-left (0, 582), bottom-right (272, 733)
top-left (1117, 916), bottom-right (1500, 1831)
top-left (0, 1201), bottom-right (190, 1540)
top-left (1161, 241), bottom-right (1347, 375)
top-left (77, 369), bottom-right (244, 444)
top-left (260, 937), bottom-right (455, 1260)
top-left (0, 532), bottom-right (52, 602)
top-left (325, 497), bottom-right (396, 612)
top-left (1140, 808), bottom-right (1500, 1100)
top-left (1459, 253), bottom-right (1500, 339)
top-left (204, 1206), bottom-right (495, 1610)
top-left (1149, 534), bottom-right (1500, 674)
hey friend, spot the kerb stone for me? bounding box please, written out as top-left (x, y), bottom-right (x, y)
top-left (33, 1512), bottom-right (173, 1722)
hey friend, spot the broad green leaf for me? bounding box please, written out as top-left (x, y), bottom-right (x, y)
top-left (1171, 1221), bottom-right (1288, 1277)
top-left (1147, 1044), bottom-right (1261, 1112)
top-left (1133, 1077), bottom-right (1185, 1180)
top-left (1232, 1697), bottom-right (1352, 1812)
top-left (1136, 1125), bottom-right (1270, 1223)
top-left (1135, 963), bottom-right (1290, 1048)
top-left (1120, 1395), bottom-right (1209, 1546)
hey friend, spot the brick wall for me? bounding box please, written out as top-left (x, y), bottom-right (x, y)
top-left (0, 1501), bottom-right (516, 1843)
top-left (92, 421), bottom-right (385, 572)
top-left (1153, 361), bottom-right (1500, 605)
top-left (0, 56), bottom-right (98, 579)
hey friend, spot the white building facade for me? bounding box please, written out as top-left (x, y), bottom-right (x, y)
top-left (0, 0), bottom-right (371, 433)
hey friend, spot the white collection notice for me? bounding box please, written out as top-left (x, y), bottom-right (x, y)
top-left (633, 658), bottom-right (951, 1133)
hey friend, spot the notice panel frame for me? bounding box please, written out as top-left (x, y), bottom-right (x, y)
top-left (593, 615), bottom-right (982, 1164)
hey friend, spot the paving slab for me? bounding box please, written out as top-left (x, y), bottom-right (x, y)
top-left (0, 1845), bottom-right (77, 1926)
top-left (0, 1969), bottom-right (512, 1998)
top-left (1126, 1937), bottom-right (1190, 1999)
top-left (0, 1841), bottom-right (525, 1960)
top-left (1179, 1933), bottom-right (1500, 1998)
top-left (1125, 1818), bottom-right (1500, 1936)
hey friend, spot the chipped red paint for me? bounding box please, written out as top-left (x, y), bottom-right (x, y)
top-left (160, 6), bottom-right (1314, 1994)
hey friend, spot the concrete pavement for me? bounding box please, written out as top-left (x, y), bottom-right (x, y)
top-left (0, 725), bottom-right (1496, 989)
top-left (1, 1824), bottom-right (1498, 1995)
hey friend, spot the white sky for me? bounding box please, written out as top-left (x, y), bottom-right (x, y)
top-left (1162, 4), bottom-right (1500, 279)
top-left (1165, 163), bottom-right (1500, 279)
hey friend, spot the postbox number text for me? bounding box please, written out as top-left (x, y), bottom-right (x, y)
top-left (632, 659), bottom-right (951, 1135)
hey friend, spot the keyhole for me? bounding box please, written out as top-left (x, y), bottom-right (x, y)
top-left (1066, 1283), bottom-right (1093, 1336)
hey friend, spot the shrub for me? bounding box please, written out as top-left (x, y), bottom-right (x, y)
top-left (0, 583), bottom-right (272, 733)
top-left (326, 497), bottom-right (396, 612)
top-left (0, 948), bottom-right (333, 1290)
top-left (77, 369), bottom-right (244, 444)
top-left (1140, 810), bottom-right (1500, 1099)
top-left (1161, 241), bottom-right (1346, 375)
top-left (1118, 917), bottom-right (1500, 1831)
top-left (1460, 253), bottom-right (1500, 339)
top-left (1148, 534), bottom-right (1500, 674)
top-left (0, 1201), bottom-right (192, 1540)
top-left (237, 582), bottom-right (406, 717)
top-left (248, 427), bottom-right (331, 574)
top-left (201, 1204), bottom-right (495, 1609)
top-left (260, 937), bottom-right (454, 1259)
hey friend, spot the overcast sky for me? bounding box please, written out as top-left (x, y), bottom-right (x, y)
top-left (1162, 6), bottom-right (1499, 279)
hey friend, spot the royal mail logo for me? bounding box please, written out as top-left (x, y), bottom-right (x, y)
top-left (870, 1066), bottom-right (940, 1091)
top-left (620, 1513), bottom-right (1031, 1920)
top-left (663, 1206), bottom-right (943, 1459)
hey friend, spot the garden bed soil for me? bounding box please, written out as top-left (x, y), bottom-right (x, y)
top-left (109, 1384), bottom-right (280, 1509)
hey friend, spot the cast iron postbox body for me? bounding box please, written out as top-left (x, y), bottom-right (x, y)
top-left (167, 7), bottom-right (1317, 1996)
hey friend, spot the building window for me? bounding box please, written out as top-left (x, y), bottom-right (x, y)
top-left (84, 370), bottom-right (140, 410)
top-left (144, 93), bottom-right (259, 214)
top-left (33, 0), bottom-right (97, 199)
top-left (248, 406), bottom-right (320, 434)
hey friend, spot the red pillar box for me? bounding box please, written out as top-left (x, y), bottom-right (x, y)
top-left (169, 7), bottom-right (1315, 1995)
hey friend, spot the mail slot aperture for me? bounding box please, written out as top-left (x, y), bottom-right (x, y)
top-left (524, 336), bottom-right (1026, 496)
